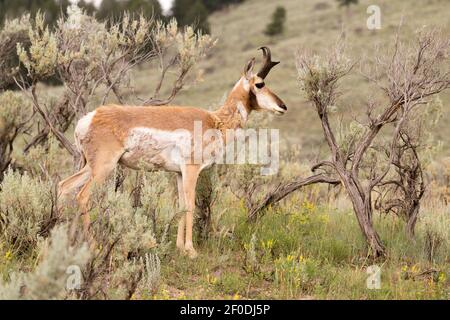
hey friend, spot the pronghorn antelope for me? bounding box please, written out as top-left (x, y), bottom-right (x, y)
top-left (58, 47), bottom-right (287, 258)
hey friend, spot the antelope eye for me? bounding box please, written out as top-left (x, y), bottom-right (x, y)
top-left (255, 82), bottom-right (265, 89)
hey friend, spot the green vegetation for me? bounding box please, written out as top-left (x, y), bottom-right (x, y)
top-left (173, 0), bottom-right (211, 33)
top-left (0, 160), bottom-right (448, 299)
top-left (0, 0), bottom-right (246, 33)
top-left (97, 0), bottom-right (162, 20)
top-left (0, 0), bottom-right (162, 25)
top-left (172, 0), bottom-right (246, 33)
top-left (264, 6), bottom-right (286, 36)
top-left (337, 0), bottom-right (359, 7)
top-left (0, 0), bottom-right (65, 25)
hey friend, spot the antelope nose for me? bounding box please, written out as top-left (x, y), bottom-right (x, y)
top-left (280, 104), bottom-right (287, 111)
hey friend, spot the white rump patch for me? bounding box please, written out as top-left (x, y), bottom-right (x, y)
top-left (74, 111), bottom-right (96, 150)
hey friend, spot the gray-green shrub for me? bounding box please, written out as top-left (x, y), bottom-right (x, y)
top-left (0, 169), bottom-right (54, 254)
top-left (0, 224), bottom-right (90, 299)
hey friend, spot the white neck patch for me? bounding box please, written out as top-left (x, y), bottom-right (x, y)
top-left (237, 101), bottom-right (248, 123)
top-left (233, 77), bottom-right (250, 92)
top-left (242, 78), bottom-right (250, 92)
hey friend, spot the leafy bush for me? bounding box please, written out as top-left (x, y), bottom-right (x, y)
top-left (0, 91), bottom-right (31, 132)
top-left (0, 15), bottom-right (31, 90)
top-left (0, 224), bottom-right (90, 299)
top-left (14, 7), bottom-right (216, 163)
top-left (89, 182), bottom-right (157, 258)
top-left (0, 91), bottom-right (32, 179)
top-left (21, 136), bottom-right (72, 179)
top-left (76, 178), bottom-right (171, 299)
top-left (0, 170), bottom-right (55, 254)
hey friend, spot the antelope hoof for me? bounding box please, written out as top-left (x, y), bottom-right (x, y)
top-left (176, 241), bottom-right (185, 252)
top-left (185, 244), bottom-right (198, 259)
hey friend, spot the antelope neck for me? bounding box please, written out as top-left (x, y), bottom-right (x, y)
top-left (213, 78), bottom-right (252, 131)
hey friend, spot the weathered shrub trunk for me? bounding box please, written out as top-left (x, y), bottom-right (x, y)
top-left (342, 178), bottom-right (385, 257)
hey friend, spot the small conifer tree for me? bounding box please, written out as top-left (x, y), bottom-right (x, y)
top-left (264, 6), bottom-right (286, 37)
top-left (336, 0), bottom-right (358, 7)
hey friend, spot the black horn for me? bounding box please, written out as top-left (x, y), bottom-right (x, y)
top-left (257, 46), bottom-right (280, 79)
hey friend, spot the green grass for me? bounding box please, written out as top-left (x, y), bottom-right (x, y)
top-left (1, 152), bottom-right (448, 300)
top-left (155, 197), bottom-right (448, 300)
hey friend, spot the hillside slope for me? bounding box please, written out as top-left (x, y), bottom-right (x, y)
top-left (133, 0), bottom-right (450, 157)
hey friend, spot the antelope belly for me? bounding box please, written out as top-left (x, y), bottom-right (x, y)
top-left (120, 127), bottom-right (192, 172)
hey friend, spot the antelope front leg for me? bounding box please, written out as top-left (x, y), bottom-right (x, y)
top-left (176, 174), bottom-right (186, 251)
top-left (182, 165), bottom-right (201, 259)
top-left (176, 216), bottom-right (186, 251)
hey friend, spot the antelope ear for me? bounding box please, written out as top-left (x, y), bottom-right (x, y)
top-left (244, 58), bottom-right (256, 80)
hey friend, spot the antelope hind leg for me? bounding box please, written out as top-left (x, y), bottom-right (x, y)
top-left (182, 165), bottom-right (201, 259)
top-left (176, 173), bottom-right (186, 252)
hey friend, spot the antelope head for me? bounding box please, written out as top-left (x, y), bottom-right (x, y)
top-left (243, 47), bottom-right (287, 115)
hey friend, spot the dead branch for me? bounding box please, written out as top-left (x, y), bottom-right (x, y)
top-left (248, 174), bottom-right (340, 221)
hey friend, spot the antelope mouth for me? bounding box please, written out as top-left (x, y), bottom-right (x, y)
top-left (274, 107), bottom-right (287, 115)
top-left (274, 103), bottom-right (287, 115)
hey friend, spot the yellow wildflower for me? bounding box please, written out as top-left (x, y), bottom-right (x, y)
top-left (302, 200), bottom-right (315, 212)
top-left (4, 250), bottom-right (12, 261)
